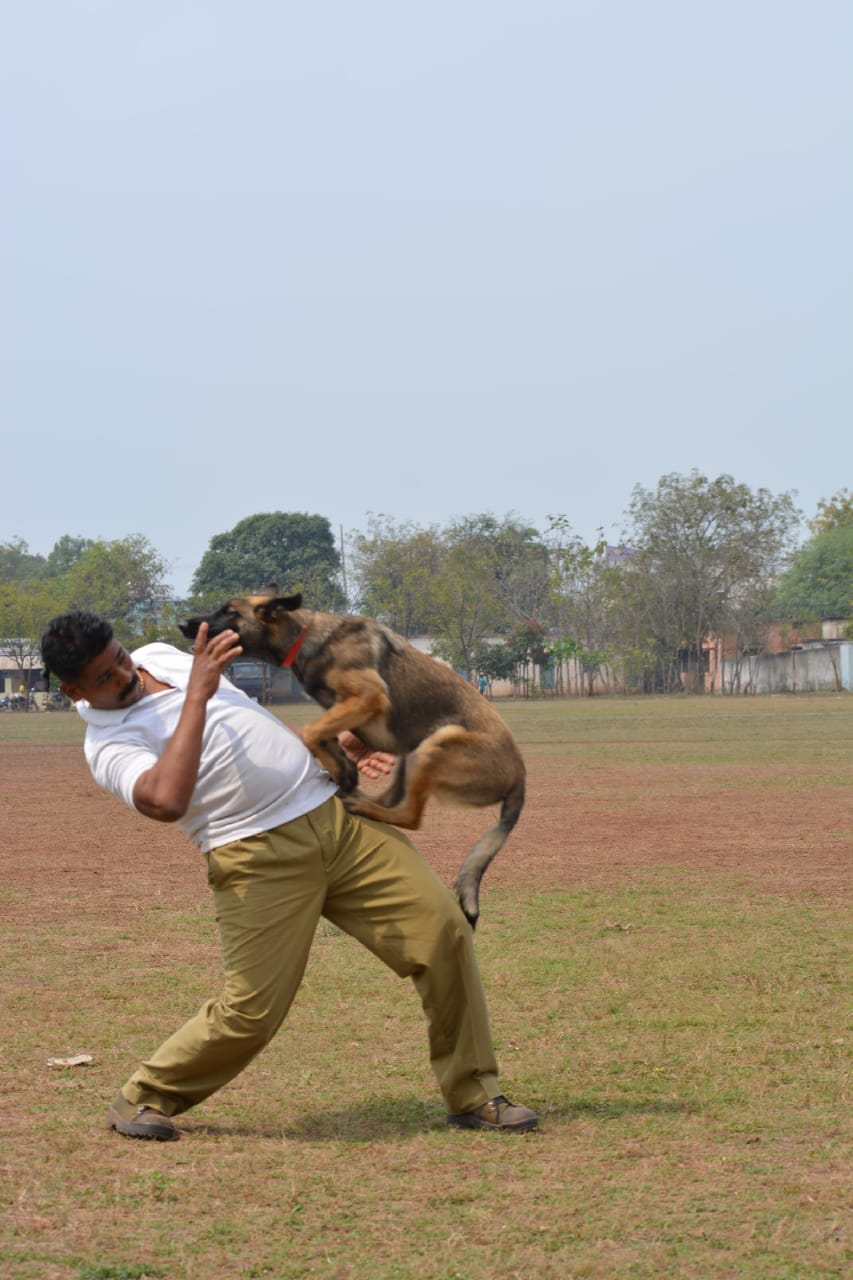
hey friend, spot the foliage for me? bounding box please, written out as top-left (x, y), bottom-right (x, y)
top-left (430, 514), bottom-right (547, 674)
top-left (62, 535), bottom-right (173, 647)
top-left (508, 618), bottom-right (548, 672)
top-left (348, 515), bottom-right (444, 635)
top-left (774, 524), bottom-right (853, 621)
top-left (0, 535), bottom-right (175, 666)
top-left (1, 535), bottom-right (96, 585)
top-left (544, 521), bottom-right (617, 693)
top-left (0, 578), bottom-right (65, 695)
top-left (473, 621), bottom-right (565, 697)
top-left (0, 537), bottom-right (47, 583)
top-left (190, 512), bottom-right (344, 611)
top-left (428, 552), bottom-right (504, 676)
top-left (430, 553), bottom-right (503, 675)
top-left (0, 477), bottom-right (825, 693)
top-left (617, 471), bottom-right (800, 691)
top-left (808, 487), bottom-right (853, 534)
top-left (447, 512), bottom-right (550, 623)
top-left (472, 639), bottom-right (516, 687)
top-left (351, 512), bottom-right (546, 673)
top-left (45, 534), bottom-right (94, 577)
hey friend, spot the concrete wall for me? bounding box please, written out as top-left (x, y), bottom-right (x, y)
top-left (406, 637), bottom-right (612, 697)
top-left (721, 642), bottom-right (852, 693)
top-left (405, 636), bottom-right (853, 697)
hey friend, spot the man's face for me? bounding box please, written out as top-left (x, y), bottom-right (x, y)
top-left (60, 640), bottom-right (144, 710)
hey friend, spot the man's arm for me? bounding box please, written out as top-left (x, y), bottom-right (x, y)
top-left (338, 730), bottom-right (396, 779)
top-left (132, 623), bottom-right (242, 822)
top-left (287, 726), bottom-right (396, 780)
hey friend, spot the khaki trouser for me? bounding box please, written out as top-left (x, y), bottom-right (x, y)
top-left (122, 795), bottom-right (500, 1117)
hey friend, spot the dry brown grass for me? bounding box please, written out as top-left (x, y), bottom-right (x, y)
top-left (0, 694), bottom-right (851, 1278)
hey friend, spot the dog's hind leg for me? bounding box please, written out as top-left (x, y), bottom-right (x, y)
top-left (341, 757), bottom-right (431, 829)
top-left (372, 755), bottom-right (408, 810)
top-left (341, 726), bottom-right (467, 828)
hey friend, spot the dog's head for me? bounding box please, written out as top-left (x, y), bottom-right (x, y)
top-left (179, 591), bottom-right (305, 663)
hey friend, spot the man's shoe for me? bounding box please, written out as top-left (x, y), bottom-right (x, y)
top-left (447, 1094), bottom-right (539, 1133)
top-left (107, 1098), bottom-right (179, 1142)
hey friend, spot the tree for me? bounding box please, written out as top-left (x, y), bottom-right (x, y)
top-left (350, 512), bottom-right (545, 671)
top-left (427, 514), bottom-right (549, 676)
top-left (621, 472), bottom-right (800, 692)
top-left (472, 639), bottom-right (516, 695)
top-left (0, 538), bottom-right (47, 583)
top-left (63, 535), bottom-right (172, 646)
top-left (190, 513), bottom-right (344, 611)
top-left (446, 513), bottom-right (550, 624)
top-left (506, 619), bottom-right (550, 696)
top-left (774, 525), bottom-right (853, 622)
top-left (606, 554), bottom-right (668, 692)
top-left (349, 516), bottom-right (444, 636)
top-left (545, 521), bottom-right (616, 693)
top-left (45, 534), bottom-right (93, 577)
top-left (0, 578), bottom-right (66, 706)
top-left (808, 489), bottom-right (853, 535)
top-left (0, 537), bottom-right (175, 695)
top-left (429, 548), bottom-right (506, 677)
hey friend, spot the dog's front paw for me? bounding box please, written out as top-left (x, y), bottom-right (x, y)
top-left (335, 754), bottom-right (360, 794)
top-left (340, 789), bottom-right (368, 814)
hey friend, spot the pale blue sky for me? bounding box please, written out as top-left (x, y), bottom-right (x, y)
top-left (2, 1), bottom-right (851, 595)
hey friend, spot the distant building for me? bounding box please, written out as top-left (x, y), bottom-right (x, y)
top-left (0, 646), bottom-right (42, 696)
top-left (605, 545), bottom-right (636, 567)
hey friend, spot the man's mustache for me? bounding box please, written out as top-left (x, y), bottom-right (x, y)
top-left (118, 672), bottom-right (139, 702)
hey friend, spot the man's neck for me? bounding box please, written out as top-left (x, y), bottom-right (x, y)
top-left (137, 666), bottom-right (175, 696)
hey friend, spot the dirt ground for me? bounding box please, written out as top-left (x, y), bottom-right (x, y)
top-left (1, 723), bottom-right (850, 1280)
top-left (3, 739), bottom-right (850, 914)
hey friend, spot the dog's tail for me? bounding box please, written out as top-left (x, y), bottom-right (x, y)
top-left (454, 777), bottom-right (526, 930)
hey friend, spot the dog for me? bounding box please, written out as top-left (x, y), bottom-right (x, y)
top-left (180, 592), bottom-right (525, 928)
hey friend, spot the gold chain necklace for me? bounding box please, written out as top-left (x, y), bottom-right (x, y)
top-left (137, 669), bottom-right (146, 696)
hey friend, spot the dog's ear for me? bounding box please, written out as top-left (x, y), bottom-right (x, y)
top-left (256, 583), bottom-right (280, 598)
top-left (259, 593), bottom-right (303, 619)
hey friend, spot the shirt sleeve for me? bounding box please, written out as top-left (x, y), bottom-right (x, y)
top-left (87, 736), bottom-right (159, 812)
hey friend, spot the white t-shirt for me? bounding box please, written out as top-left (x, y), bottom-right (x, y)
top-left (77, 643), bottom-right (336, 852)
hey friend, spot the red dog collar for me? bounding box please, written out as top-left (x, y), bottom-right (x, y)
top-left (281, 629), bottom-right (307, 668)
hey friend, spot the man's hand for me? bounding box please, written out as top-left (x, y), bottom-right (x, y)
top-left (186, 622), bottom-right (243, 702)
top-left (338, 730), bottom-right (396, 780)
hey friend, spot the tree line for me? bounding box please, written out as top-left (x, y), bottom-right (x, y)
top-left (2, 474), bottom-right (852, 697)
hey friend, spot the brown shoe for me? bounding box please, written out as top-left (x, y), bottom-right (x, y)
top-left (447, 1094), bottom-right (539, 1133)
top-left (107, 1097), bottom-right (179, 1142)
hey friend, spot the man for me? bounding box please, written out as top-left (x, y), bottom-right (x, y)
top-left (41, 610), bottom-right (538, 1140)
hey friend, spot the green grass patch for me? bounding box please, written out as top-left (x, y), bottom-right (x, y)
top-left (2, 876), bottom-right (850, 1279)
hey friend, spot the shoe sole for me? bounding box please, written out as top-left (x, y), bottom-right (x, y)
top-left (106, 1106), bottom-right (180, 1141)
top-left (447, 1115), bottom-right (539, 1133)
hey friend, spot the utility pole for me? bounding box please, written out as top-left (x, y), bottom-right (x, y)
top-left (339, 524), bottom-right (348, 607)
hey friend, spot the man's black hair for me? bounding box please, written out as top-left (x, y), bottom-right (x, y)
top-left (40, 611), bottom-right (114, 680)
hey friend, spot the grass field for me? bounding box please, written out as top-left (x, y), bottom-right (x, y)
top-left (0, 694), bottom-right (850, 1279)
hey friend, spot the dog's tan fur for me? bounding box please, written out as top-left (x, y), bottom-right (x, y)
top-left (180, 592), bottom-right (525, 927)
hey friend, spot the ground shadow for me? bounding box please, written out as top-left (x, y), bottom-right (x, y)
top-left (184, 1094), bottom-right (442, 1142)
top-left (178, 1092), bottom-right (700, 1142)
